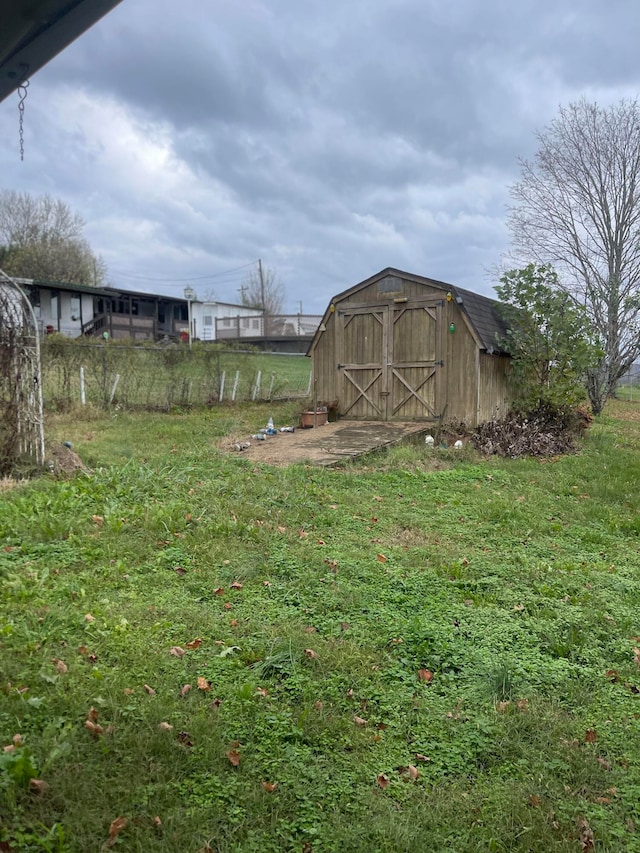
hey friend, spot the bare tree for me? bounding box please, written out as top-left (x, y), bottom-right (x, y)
top-left (0, 190), bottom-right (107, 287)
top-left (508, 98), bottom-right (640, 413)
top-left (240, 261), bottom-right (284, 315)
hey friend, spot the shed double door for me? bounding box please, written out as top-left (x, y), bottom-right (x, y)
top-left (338, 300), bottom-right (444, 420)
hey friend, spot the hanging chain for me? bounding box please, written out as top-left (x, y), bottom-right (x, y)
top-left (18, 78), bottom-right (30, 161)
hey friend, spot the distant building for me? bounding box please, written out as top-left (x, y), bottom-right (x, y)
top-left (10, 279), bottom-right (259, 342)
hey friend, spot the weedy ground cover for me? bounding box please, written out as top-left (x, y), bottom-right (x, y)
top-left (1, 400), bottom-right (640, 851)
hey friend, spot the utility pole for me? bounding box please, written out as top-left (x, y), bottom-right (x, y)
top-left (258, 258), bottom-right (266, 312)
top-left (258, 258), bottom-right (266, 336)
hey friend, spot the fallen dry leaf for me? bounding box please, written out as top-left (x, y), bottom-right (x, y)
top-left (529, 795), bottom-right (542, 807)
top-left (173, 566), bottom-right (187, 576)
top-left (180, 684), bottom-right (192, 698)
top-left (230, 581), bottom-right (243, 590)
top-left (143, 684), bottom-right (156, 696)
top-left (376, 773), bottom-right (390, 789)
top-left (634, 647), bottom-right (640, 667)
top-left (376, 553), bottom-right (387, 563)
top-left (304, 626), bottom-right (317, 634)
top-left (346, 688), bottom-right (354, 699)
top-left (230, 619), bottom-right (239, 627)
top-left (226, 749), bottom-right (240, 767)
top-left (585, 729), bottom-right (598, 743)
top-left (224, 602), bottom-right (233, 611)
top-left (84, 720), bottom-right (104, 738)
top-left (213, 587), bottom-right (225, 595)
top-left (298, 529), bottom-right (309, 538)
top-left (153, 816), bottom-right (162, 828)
top-left (29, 778), bottom-right (49, 794)
top-left (597, 757), bottom-right (612, 770)
top-left (417, 669), bottom-right (433, 683)
top-left (414, 753), bottom-right (431, 763)
top-left (354, 716), bottom-right (368, 727)
top-left (256, 687), bottom-right (268, 697)
top-left (91, 515), bottom-right (104, 526)
top-left (185, 638), bottom-right (202, 650)
top-left (123, 688), bottom-right (134, 695)
top-left (576, 816), bottom-right (595, 851)
top-left (12, 734), bottom-right (22, 746)
top-left (158, 722), bottom-right (173, 732)
top-left (52, 658), bottom-right (67, 674)
top-left (304, 648), bottom-right (319, 660)
top-left (261, 781), bottom-right (278, 792)
top-left (87, 707), bottom-right (99, 722)
top-left (197, 677), bottom-right (211, 691)
top-left (84, 613), bottom-right (95, 622)
top-left (406, 764), bottom-right (420, 780)
top-left (262, 580), bottom-right (271, 587)
top-left (170, 646), bottom-right (186, 658)
top-left (107, 816), bottom-right (128, 847)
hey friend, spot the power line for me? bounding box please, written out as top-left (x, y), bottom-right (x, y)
top-left (108, 260), bottom-right (258, 284)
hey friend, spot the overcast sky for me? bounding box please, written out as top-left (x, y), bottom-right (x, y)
top-left (1, 0), bottom-right (639, 313)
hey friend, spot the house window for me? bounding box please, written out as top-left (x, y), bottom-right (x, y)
top-left (252, 319), bottom-right (260, 330)
top-left (203, 315), bottom-right (213, 327)
top-left (242, 318), bottom-right (250, 328)
top-left (222, 318), bottom-right (232, 327)
top-left (70, 296), bottom-right (80, 320)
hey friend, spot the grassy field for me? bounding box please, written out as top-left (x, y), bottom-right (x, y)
top-left (1, 400), bottom-right (640, 851)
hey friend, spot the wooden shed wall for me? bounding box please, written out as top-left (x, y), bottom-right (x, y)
top-left (444, 299), bottom-right (480, 423)
top-left (311, 310), bottom-right (338, 404)
top-left (477, 354), bottom-right (511, 423)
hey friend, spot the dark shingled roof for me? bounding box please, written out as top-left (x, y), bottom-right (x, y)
top-left (452, 285), bottom-right (509, 354)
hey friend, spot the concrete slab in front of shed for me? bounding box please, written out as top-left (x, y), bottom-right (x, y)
top-left (237, 420), bottom-right (434, 467)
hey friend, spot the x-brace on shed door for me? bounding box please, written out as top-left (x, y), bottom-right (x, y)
top-left (337, 299), bottom-right (444, 420)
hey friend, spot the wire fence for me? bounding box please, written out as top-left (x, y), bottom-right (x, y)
top-left (616, 371), bottom-right (640, 403)
top-left (41, 338), bottom-right (312, 411)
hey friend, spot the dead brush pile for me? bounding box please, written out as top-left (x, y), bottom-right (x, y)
top-left (471, 404), bottom-right (592, 458)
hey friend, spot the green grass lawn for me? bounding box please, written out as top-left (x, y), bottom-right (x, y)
top-left (2, 401), bottom-right (640, 851)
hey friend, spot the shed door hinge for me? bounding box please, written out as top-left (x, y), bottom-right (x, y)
top-left (436, 360), bottom-right (444, 367)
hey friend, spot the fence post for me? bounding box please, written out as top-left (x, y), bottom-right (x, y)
top-left (306, 371), bottom-right (313, 396)
top-left (109, 374), bottom-right (120, 404)
top-left (268, 373), bottom-right (275, 400)
top-left (219, 370), bottom-right (226, 402)
top-left (232, 370), bottom-right (240, 402)
top-left (252, 370), bottom-right (262, 401)
top-left (80, 366), bottom-right (86, 405)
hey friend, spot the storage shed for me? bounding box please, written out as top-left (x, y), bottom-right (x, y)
top-left (307, 268), bottom-right (511, 427)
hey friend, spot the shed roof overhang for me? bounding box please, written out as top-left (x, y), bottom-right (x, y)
top-left (0, 0), bottom-right (123, 104)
